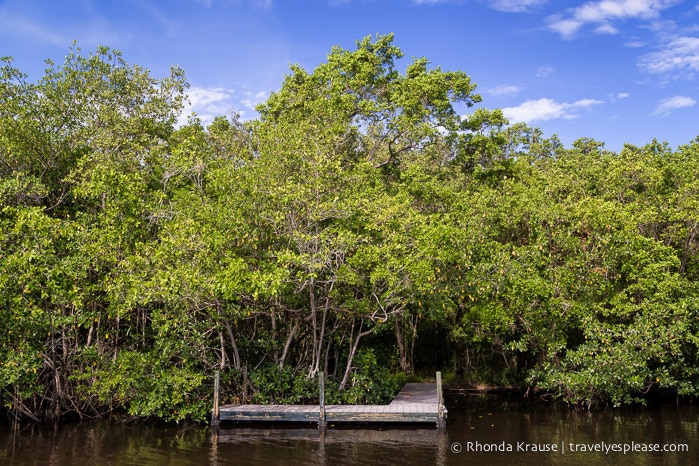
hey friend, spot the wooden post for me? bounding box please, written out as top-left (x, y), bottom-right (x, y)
top-left (212, 370), bottom-right (220, 427)
top-left (318, 371), bottom-right (327, 429)
top-left (436, 371), bottom-right (446, 429)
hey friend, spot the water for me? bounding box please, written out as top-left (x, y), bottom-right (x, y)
top-left (447, 394), bottom-right (697, 465)
top-left (1, 394), bottom-right (696, 465)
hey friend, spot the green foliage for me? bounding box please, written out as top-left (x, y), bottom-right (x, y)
top-left (3, 38), bottom-right (699, 423)
top-left (78, 351), bottom-right (207, 422)
top-left (336, 349), bottom-right (409, 405)
top-left (249, 366), bottom-right (318, 405)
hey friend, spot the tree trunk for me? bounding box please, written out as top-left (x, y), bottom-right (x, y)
top-left (279, 320), bottom-right (300, 369)
top-left (395, 317), bottom-right (409, 373)
top-left (223, 321), bottom-right (241, 371)
top-left (394, 314), bottom-right (416, 375)
top-left (339, 319), bottom-right (373, 390)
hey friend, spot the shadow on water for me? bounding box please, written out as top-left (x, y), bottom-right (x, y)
top-left (1, 393), bottom-right (697, 465)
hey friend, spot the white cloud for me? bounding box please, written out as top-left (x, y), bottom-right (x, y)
top-left (594, 23), bottom-right (620, 34)
top-left (487, 0), bottom-right (549, 12)
top-left (0, 12), bottom-right (68, 46)
top-left (135, 1), bottom-right (178, 37)
top-left (240, 90), bottom-right (270, 112)
top-left (0, 8), bottom-right (130, 50)
top-left (486, 84), bottom-right (522, 97)
top-left (546, 0), bottom-right (683, 39)
top-left (412, 0), bottom-right (456, 4)
top-left (652, 95), bottom-right (696, 115)
top-left (639, 36), bottom-right (699, 76)
top-left (536, 65), bottom-right (554, 77)
top-left (502, 97), bottom-right (603, 122)
top-left (607, 92), bottom-right (631, 102)
top-left (547, 18), bottom-right (584, 39)
top-left (187, 87), bottom-right (234, 108)
top-left (180, 86), bottom-right (236, 125)
top-left (194, 0), bottom-right (272, 6)
top-left (179, 86), bottom-right (271, 126)
top-left (252, 0), bottom-right (273, 8)
top-left (414, 0), bottom-right (547, 8)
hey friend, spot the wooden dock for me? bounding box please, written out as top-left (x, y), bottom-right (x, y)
top-left (213, 372), bottom-right (447, 428)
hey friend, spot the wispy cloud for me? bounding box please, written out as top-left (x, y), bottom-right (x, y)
top-left (412, 0), bottom-right (457, 4)
top-left (135, 0), bottom-right (178, 37)
top-left (187, 87), bottom-right (234, 108)
top-left (486, 84), bottom-right (522, 97)
top-left (546, 0), bottom-right (683, 39)
top-left (240, 90), bottom-right (270, 113)
top-left (0, 12), bottom-right (68, 46)
top-left (594, 23), bottom-right (620, 35)
top-left (651, 95), bottom-right (696, 115)
top-left (193, 0), bottom-right (272, 8)
top-left (638, 36), bottom-right (699, 77)
top-left (181, 86), bottom-right (236, 125)
top-left (536, 65), bottom-right (554, 77)
top-left (502, 97), bottom-right (603, 122)
top-left (414, 0), bottom-right (548, 11)
top-left (486, 0), bottom-right (549, 13)
top-left (179, 86), bottom-right (271, 126)
top-left (608, 92), bottom-right (631, 101)
top-left (252, 0), bottom-right (273, 8)
top-left (0, 3), bottom-right (132, 49)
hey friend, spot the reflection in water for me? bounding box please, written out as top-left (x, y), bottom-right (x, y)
top-left (448, 394), bottom-right (697, 465)
top-left (211, 426), bottom-right (450, 466)
top-left (1, 394), bottom-right (696, 465)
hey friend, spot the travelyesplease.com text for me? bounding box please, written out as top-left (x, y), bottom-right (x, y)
top-left (453, 441), bottom-right (689, 455)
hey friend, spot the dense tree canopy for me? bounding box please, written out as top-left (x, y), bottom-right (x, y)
top-left (2, 35), bottom-right (699, 422)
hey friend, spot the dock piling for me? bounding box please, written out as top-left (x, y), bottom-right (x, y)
top-left (436, 371), bottom-right (446, 429)
top-left (212, 370), bottom-right (220, 427)
top-left (318, 371), bottom-right (327, 428)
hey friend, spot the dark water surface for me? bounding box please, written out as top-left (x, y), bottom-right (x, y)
top-left (1, 394), bottom-right (697, 465)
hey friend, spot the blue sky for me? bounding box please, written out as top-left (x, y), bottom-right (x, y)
top-left (1, 0), bottom-right (698, 152)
